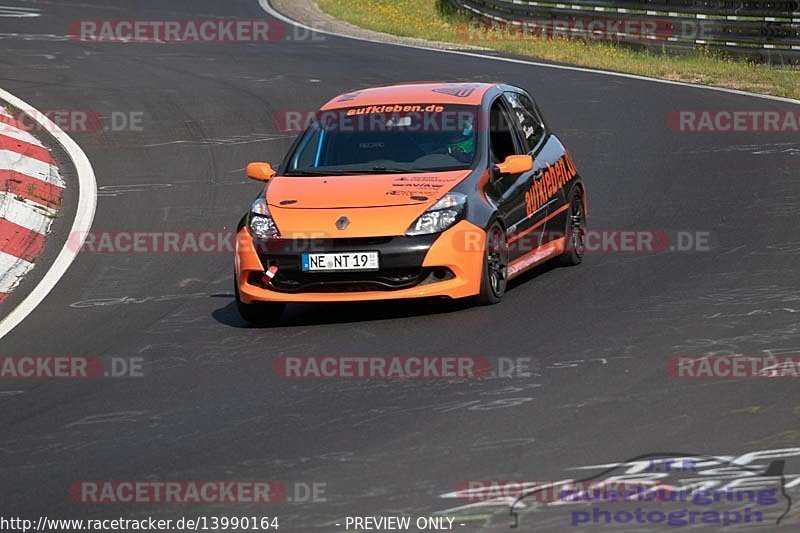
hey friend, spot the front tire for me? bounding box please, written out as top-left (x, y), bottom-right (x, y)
top-left (554, 187), bottom-right (586, 267)
top-left (234, 276), bottom-right (285, 324)
top-left (474, 221), bottom-right (509, 306)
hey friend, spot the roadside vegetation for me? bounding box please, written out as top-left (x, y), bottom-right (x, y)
top-left (316, 0), bottom-right (800, 99)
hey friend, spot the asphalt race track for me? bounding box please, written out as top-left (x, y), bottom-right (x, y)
top-left (1, 0), bottom-right (800, 531)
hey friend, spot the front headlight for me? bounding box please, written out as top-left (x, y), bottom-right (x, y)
top-left (406, 193), bottom-right (467, 236)
top-left (248, 197), bottom-right (280, 239)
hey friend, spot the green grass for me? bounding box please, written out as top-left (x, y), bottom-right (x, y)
top-left (315, 0), bottom-right (800, 99)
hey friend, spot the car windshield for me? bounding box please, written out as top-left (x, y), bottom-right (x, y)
top-left (285, 104), bottom-right (479, 175)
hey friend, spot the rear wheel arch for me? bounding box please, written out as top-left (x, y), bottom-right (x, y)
top-left (553, 185), bottom-right (587, 267)
top-left (574, 181), bottom-right (587, 215)
top-left (563, 179), bottom-right (587, 219)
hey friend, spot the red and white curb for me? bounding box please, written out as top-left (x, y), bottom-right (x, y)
top-left (0, 90), bottom-right (96, 340)
top-left (0, 106), bottom-right (65, 304)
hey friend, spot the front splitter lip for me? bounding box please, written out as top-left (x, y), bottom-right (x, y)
top-left (235, 220), bottom-right (487, 304)
top-left (240, 276), bottom-right (473, 303)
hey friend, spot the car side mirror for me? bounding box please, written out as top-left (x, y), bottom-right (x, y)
top-left (247, 162), bottom-right (276, 183)
top-left (495, 154), bottom-right (534, 175)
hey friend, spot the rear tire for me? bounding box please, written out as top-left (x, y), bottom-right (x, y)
top-left (234, 276), bottom-right (285, 324)
top-left (474, 221), bottom-right (509, 306)
top-left (554, 187), bottom-right (586, 267)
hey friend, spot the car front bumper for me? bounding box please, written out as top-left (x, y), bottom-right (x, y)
top-left (235, 220), bottom-right (486, 303)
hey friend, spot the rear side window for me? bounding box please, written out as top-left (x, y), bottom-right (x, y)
top-left (504, 92), bottom-right (545, 152)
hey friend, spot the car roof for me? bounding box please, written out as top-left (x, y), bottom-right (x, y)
top-left (320, 82), bottom-right (497, 110)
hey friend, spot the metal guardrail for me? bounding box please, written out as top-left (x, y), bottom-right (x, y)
top-left (448, 0), bottom-right (800, 62)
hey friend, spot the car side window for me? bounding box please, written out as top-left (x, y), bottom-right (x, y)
top-left (504, 91), bottom-right (545, 152)
top-left (489, 99), bottom-right (519, 163)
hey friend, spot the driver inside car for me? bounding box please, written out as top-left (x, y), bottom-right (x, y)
top-left (443, 116), bottom-right (475, 163)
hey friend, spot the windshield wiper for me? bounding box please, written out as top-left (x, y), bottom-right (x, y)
top-left (286, 167), bottom-right (425, 176)
top-left (285, 169), bottom-right (365, 176)
top-left (368, 166), bottom-right (425, 174)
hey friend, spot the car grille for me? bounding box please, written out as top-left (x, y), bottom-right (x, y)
top-left (250, 268), bottom-right (432, 294)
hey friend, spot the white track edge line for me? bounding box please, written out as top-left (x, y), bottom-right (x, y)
top-left (260, 0), bottom-right (800, 107)
top-left (0, 88), bottom-right (97, 340)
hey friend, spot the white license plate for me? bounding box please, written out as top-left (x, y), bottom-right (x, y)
top-left (302, 252), bottom-right (380, 272)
